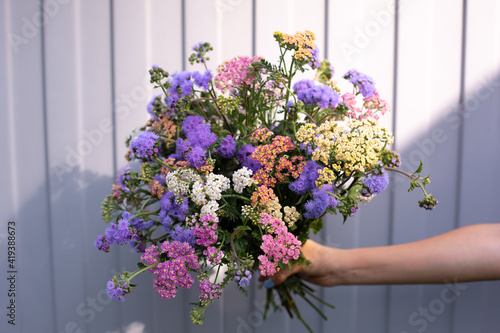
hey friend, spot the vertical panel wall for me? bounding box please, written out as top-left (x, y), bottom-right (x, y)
top-left (1, 0), bottom-right (499, 332)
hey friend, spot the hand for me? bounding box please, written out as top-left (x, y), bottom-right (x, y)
top-left (268, 239), bottom-right (341, 287)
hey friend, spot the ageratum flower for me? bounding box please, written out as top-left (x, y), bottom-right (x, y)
top-left (129, 131), bottom-right (160, 160)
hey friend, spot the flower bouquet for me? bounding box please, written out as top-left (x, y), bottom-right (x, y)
top-left (95, 31), bottom-right (437, 331)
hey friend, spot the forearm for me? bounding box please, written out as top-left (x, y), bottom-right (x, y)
top-left (334, 224), bottom-right (500, 285)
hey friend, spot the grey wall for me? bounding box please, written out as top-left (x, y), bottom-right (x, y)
top-left (1, 0), bottom-right (499, 332)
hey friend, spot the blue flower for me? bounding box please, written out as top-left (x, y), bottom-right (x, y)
top-left (363, 173), bottom-right (389, 194)
top-left (147, 95), bottom-right (161, 120)
top-left (192, 70), bottom-right (212, 90)
top-left (129, 131), bottom-right (159, 160)
top-left (237, 145), bottom-right (262, 172)
top-left (293, 79), bottom-right (340, 108)
top-left (218, 135), bottom-right (236, 158)
top-left (106, 279), bottom-right (128, 302)
top-left (104, 219), bottom-right (131, 245)
top-left (343, 69), bottom-right (376, 98)
top-left (170, 226), bottom-right (195, 246)
top-left (186, 146), bottom-right (207, 168)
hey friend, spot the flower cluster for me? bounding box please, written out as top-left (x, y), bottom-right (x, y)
top-left (96, 30), bottom-right (436, 332)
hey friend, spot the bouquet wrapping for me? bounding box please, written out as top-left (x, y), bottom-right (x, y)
top-left (95, 31), bottom-right (437, 331)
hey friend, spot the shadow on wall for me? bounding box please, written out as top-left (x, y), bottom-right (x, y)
top-left (24, 72), bottom-right (499, 333)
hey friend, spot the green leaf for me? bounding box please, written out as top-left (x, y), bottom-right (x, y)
top-left (413, 160), bottom-right (423, 175)
top-left (137, 262), bottom-right (147, 269)
top-left (309, 218), bottom-right (323, 234)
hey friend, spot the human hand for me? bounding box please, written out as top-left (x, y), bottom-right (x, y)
top-left (263, 239), bottom-right (342, 288)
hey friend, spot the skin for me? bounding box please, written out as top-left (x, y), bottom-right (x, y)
top-left (270, 223), bottom-right (500, 287)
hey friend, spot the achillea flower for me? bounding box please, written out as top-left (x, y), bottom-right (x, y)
top-left (198, 278), bottom-right (222, 306)
top-left (214, 55), bottom-right (263, 93)
top-left (258, 214), bottom-right (302, 277)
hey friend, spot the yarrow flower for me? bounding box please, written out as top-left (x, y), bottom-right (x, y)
top-left (215, 55), bottom-right (263, 93)
top-left (144, 241), bottom-right (201, 300)
top-left (258, 214), bottom-right (302, 277)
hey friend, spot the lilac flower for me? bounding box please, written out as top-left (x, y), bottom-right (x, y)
top-left (186, 146), bottom-right (207, 168)
top-left (129, 131), bottom-right (159, 160)
top-left (293, 79), bottom-right (340, 109)
top-left (192, 70), bottom-right (212, 90)
top-left (117, 165), bottom-right (136, 193)
top-left (121, 211), bottom-right (152, 231)
top-left (343, 69), bottom-right (376, 98)
top-left (303, 187), bottom-right (338, 219)
top-left (170, 226), bottom-right (196, 246)
top-left (363, 173), bottom-right (389, 194)
top-left (217, 135), bottom-right (236, 158)
top-left (182, 115), bottom-right (205, 133)
top-left (106, 279), bottom-right (129, 301)
top-left (160, 191), bottom-right (190, 222)
top-left (94, 235), bottom-right (110, 252)
top-left (289, 160), bottom-right (322, 194)
top-left (147, 95), bottom-right (161, 120)
top-left (105, 219), bottom-right (132, 245)
top-left (308, 45), bottom-right (320, 69)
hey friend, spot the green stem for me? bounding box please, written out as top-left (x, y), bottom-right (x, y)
top-left (126, 263), bottom-right (158, 282)
top-left (221, 194), bottom-right (252, 203)
top-left (384, 166), bottom-right (429, 196)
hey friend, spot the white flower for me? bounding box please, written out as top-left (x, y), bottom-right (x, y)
top-left (201, 200), bottom-right (219, 217)
top-left (232, 167), bottom-right (253, 194)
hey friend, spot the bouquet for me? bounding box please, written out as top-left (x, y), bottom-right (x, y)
top-left (95, 30), bottom-right (437, 331)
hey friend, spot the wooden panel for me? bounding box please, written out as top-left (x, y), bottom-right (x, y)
top-left (389, 1), bottom-right (464, 333)
top-left (1, 1), bottom-right (55, 332)
top-left (324, 1), bottom-right (396, 332)
top-left (453, 1), bottom-right (500, 332)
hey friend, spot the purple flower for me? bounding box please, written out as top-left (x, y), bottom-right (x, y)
top-left (147, 95), bottom-right (161, 120)
top-left (289, 160), bottom-right (322, 194)
top-left (217, 135), bottom-right (236, 158)
top-left (94, 235), bottom-right (110, 252)
top-left (192, 70), bottom-right (212, 90)
top-left (236, 145), bottom-right (262, 172)
top-left (182, 115), bottom-right (205, 133)
top-left (105, 219), bottom-right (132, 245)
top-left (117, 165), bottom-right (136, 193)
top-left (121, 211), bottom-right (152, 231)
top-left (160, 191), bottom-right (190, 222)
top-left (170, 226), bottom-right (195, 246)
top-left (186, 146), bottom-right (207, 168)
top-left (308, 45), bottom-right (320, 69)
top-left (303, 187), bottom-right (337, 219)
top-left (293, 79), bottom-right (340, 109)
top-left (106, 279), bottom-right (128, 301)
top-left (129, 131), bottom-right (159, 160)
top-left (343, 69), bottom-right (376, 98)
top-left (363, 173), bottom-right (389, 194)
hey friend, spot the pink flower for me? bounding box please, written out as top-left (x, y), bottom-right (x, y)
top-left (257, 214), bottom-right (302, 277)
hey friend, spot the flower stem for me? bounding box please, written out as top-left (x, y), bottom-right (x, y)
top-left (384, 166), bottom-right (429, 196)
